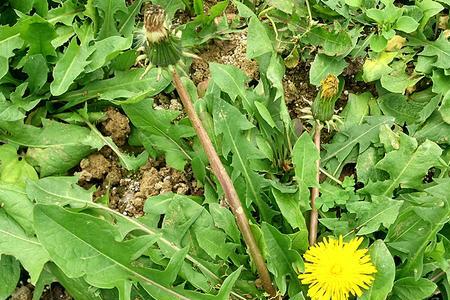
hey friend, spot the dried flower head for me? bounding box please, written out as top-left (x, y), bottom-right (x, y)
top-left (299, 236), bottom-right (377, 300)
top-left (143, 4), bottom-right (168, 44)
top-left (135, 4), bottom-right (182, 70)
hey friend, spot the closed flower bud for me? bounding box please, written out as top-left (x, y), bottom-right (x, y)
top-left (311, 74), bottom-right (342, 122)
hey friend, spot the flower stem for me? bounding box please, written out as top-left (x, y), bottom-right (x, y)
top-left (172, 69), bottom-right (278, 298)
top-left (309, 121), bottom-right (321, 246)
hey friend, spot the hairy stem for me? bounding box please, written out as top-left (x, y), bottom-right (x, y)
top-left (309, 122), bottom-right (321, 245)
top-left (172, 69), bottom-right (278, 298)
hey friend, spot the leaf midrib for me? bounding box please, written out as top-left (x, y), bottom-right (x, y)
top-left (37, 207), bottom-right (191, 300)
top-left (29, 182), bottom-right (221, 284)
top-left (323, 121), bottom-right (387, 162)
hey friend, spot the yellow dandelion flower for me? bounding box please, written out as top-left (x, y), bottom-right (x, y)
top-left (298, 236), bottom-right (377, 300)
top-left (320, 74), bottom-right (339, 100)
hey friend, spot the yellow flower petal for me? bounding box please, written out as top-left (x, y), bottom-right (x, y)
top-left (298, 236), bottom-right (377, 300)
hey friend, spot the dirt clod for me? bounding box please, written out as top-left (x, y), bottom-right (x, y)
top-left (10, 286), bottom-right (32, 300)
top-left (108, 158), bottom-right (201, 217)
top-left (79, 153), bottom-right (111, 182)
top-left (78, 150), bottom-right (202, 217)
top-left (101, 108), bottom-right (131, 146)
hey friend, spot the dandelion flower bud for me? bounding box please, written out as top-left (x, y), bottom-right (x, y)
top-left (311, 74), bottom-right (342, 122)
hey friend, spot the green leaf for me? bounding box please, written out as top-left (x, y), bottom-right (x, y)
top-left (23, 54), bottom-right (49, 93)
top-left (0, 146), bottom-right (38, 188)
top-left (394, 16), bottom-right (419, 33)
top-left (0, 120), bottom-right (93, 176)
top-left (0, 255), bottom-right (20, 300)
top-left (386, 180), bottom-right (450, 278)
top-left (365, 134), bottom-right (442, 196)
top-left (0, 94), bottom-right (25, 122)
top-left (366, 2), bottom-right (402, 24)
top-left (209, 203), bottom-right (241, 244)
top-left (59, 68), bottom-right (171, 110)
top-left (46, 263), bottom-right (104, 300)
top-left (50, 38), bottom-right (94, 96)
top-left (272, 188), bottom-right (307, 231)
top-left (0, 26), bottom-right (24, 80)
top-left (17, 15), bottom-right (56, 57)
top-left (261, 222), bottom-right (303, 295)
top-left (369, 35), bottom-right (387, 52)
top-left (33, 204), bottom-right (158, 288)
top-left (416, 0), bottom-right (444, 30)
top-left (213, 98), bottom-right (274, 220)
top-left (391, 278), bottom-right (436, 300)
top-left (304, 27), bottom-right (353, 57)
top-left (292, 132), bottom-right (320, 209)
top-left (0, 184), bottom-right (35, 235)
top-left (196, 227), bottom-right (237, 260)
top-left (415, 33), bottom-right (450, 70)
top-left (234, 1), bottom-right (256, 18)
top-left (414, 111), bottom-right (450, 144)
top-left (269, 0), bottom-right (295, 13)
top-left (27, 177), bottom-right (228, 292)
top-left (431, 69), bottom-right (450, 124)
top-left (141, 266), bottom-right (242, 300)
top-left (194, 0), bottom-right (204, 15)
top-left (378, 93), bottom-right (427, 125)
top-left (323, 116), bottom-right (395, 163)
top-left (360, 240), bottom-right (395, 300)
top-left (9, 0), bottom-right (35, 14)
top-left (85, 36), bottom-right (132, 72)
top-left (122, 98), bottom-right (195, 170)
top-left (340, 92), bottom-right (371, 129)
top-left (152, 0), bottom-right (185, 19)
top-left (347, 196), bottom-right (403, 235)
top-left (0, 209), bottom-right (49, 284)
top-left (247, 17), bottom-right (273, 59)
top-left (362, 52), bottom-right (396, 82)
top-left (145, 194), bottom-right (230, 291)
top-left (254, 101), bottom-right (276, 127)
top-left (46, 0), bottom-right (80, 25)
top-left (118, 0), bottom-right (144, 36)
top-left (380, 69), bottom-right (422, 94)
top-left (309, 53), bottom-right (348, 86)
top-left (209, 63), bottom-right (248, 102)
top-left (0, 57), bottom-right (7, 80)
top-left (94, 0), bottom-right (127, 39)
top-left (316, 182), bottom-right (354, 212)
top-left (26, 177), bottom-right (93, 207)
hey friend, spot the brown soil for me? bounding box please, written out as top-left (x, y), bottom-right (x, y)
top-left (108, 158), bottom-right (202, 217)
top-left (78, 150), bottom-right (201, 217)
top-left (79, 153), bottom-right (113, 182)
top-left (10, 283), bottom-right (71, 300)
top-left (190, 29), bottom-right (259, 85)
top-left (100, 107), bottom-right (131, 146)
top-left (153, 93), bottom-right (184, 111)
top-left (10, 286), bottom-right (32, 300)
top-left (283, 62), bottom-right (317, 119)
